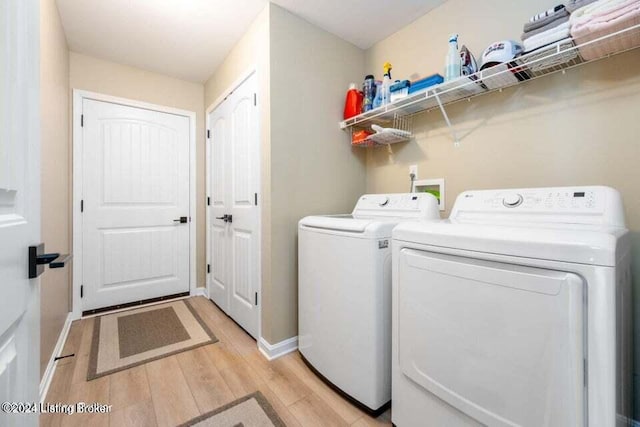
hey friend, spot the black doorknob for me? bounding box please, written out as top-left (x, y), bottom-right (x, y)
top-left (28, 243), bottom-right (72, 279)
top-left (173, 217), bottom-right (188, 224)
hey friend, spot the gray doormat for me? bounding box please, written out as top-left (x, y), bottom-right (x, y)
top-left (88, 299), bottom-right (218, 380)
top-left (178, 392), bottom-right (286, 427)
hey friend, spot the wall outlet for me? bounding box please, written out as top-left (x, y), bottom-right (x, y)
top-left (409, 165), bottom-right (418, 178)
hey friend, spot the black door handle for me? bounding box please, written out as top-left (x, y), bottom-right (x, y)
top-left (215, 215), bottom-right (233, 223)
top-left (173, 217), bottom-right (188, 224)
top-left (29, 244), bottom-right (72, 279)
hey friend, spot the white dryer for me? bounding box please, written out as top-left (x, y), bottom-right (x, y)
top-left (392, 186), bottom-right (632, 427)
top-left (298, 193), bottom-right (441, 412)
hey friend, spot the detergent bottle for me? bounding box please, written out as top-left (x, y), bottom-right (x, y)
top-left (343, 83), bottom-right (363, 119)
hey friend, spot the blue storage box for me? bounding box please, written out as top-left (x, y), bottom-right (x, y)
top-left (408, 74), bottom-right (444, 94)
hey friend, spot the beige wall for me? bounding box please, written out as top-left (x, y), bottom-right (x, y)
top-left (69, 52), bottom-right (206, 290)
top-left (267, 4), bottom-right (366, 343)
top-left (40, 0), bottom-right (70, 378)
top-left (364, 0), bottom-right (640, 409)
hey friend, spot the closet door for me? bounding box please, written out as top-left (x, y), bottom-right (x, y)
top-left (208, 99), bottom-right (231, 312)
top-left (207, 73), bottom-right (260, 338)
top-left (226, 75), bottom-right (260, 338)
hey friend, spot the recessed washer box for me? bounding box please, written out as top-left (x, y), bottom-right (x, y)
top-left (412, 178), bottom-right (445, 211)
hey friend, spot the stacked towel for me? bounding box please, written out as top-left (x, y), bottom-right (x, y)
top-left (522, 5), bottom-right (573, 52)
top-left (570, 0), bottom-right (640, 59)
top-left (566, 0), bottom-right (599, 13)
top-left (571, 0), bottom-right (639, 31)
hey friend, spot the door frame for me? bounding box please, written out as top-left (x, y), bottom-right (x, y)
top-left (205, 68), bottom-right (262, 340)
top-left (71, 90), bottom-right (197, 319)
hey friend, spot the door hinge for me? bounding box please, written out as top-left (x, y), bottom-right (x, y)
top-left (80, 200), bottom-right (84, 212)
top-left (584, 359), bottom-right (588, 387)
top-left (81, 114), bottom-right (84, 127)
top-left (254, 193), bottom-right (258, 206)
top-left (255, 292), bottom-right (258, 306)
top-left (254, 93), bottom-right (257, 106)
top-left (207, 196), bottom-right (210, 206)
top-left (80, 285), bottom-right (84, 298)
top-left (207, 129), bottom-right (210, 139)
top-left (207, 264), bottom-right (210, 274)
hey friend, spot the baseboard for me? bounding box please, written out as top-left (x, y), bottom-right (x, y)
top-left (258, 336), bottom-right (298, 361)
top-left (192, 287), bottom-right (209, 298)
top-left (39, 312), bottom-right (73, 404)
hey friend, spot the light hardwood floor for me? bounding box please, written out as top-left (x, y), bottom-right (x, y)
top-left (41, 296), bottom-right (392, 427)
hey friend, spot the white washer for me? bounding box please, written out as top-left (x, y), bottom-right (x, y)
top-left (298, 193), bottom-right (441, 412)
top-left (392, 186), bottom-right (632, 427)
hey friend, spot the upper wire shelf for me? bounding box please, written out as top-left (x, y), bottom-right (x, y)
top-left (340, 23), bottom-right (640, 131)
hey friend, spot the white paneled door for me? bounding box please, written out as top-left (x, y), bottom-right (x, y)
top-left (0, 0), bottom-right (40, 424)
top-left (81, 99), bottom-right (191, 311)
top-left (207, 73), bottom-right (260, 338)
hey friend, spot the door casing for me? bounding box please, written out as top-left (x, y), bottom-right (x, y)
top-left (205, 68), bottom-right (262, 342)
top-left (72, 90), bottom-right (197, 319)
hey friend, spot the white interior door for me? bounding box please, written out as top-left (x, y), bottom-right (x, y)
top-left (81, 99), bottom-right (191, 312)
top-left (207, 73), bottom-right (260, 338)
top-left (0, 0), bottom-right (41, 425)
top-left (208, 99), bottom-right (230, 312)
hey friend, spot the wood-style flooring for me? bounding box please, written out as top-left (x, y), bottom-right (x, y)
top-left (40, 296), bottom-right (392, 427)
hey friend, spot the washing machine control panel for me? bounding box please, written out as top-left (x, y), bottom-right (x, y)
top-left (353, 193), bottom-right (441, 219)
top-left (451, 186), bottom-right (625, 227)
top-left (484, 189), bottom-right (598, 211)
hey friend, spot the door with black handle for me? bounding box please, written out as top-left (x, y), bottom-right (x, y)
top-left (207, 72), bottom-right (260, 339)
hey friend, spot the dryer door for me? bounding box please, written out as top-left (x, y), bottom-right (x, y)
top-left (397, 249), bottom-right (585, 427)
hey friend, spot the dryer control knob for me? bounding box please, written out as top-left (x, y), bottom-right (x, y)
top-left (379, 197), bottom-right (390, 207)
top-left (503, 193), bottom-right (523, 208)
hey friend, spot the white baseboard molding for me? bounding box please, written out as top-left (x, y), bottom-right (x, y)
top-left (39, 312), bottom-right (73, 403)
top-left (192, 287), bottom-right (209, 298)
top-left (258, 336), bottom-right (298, 361)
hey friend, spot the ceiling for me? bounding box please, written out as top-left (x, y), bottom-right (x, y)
top-left (56, 0), bottom-right (445, 83)
top-left (272, 0), bottom-right (445, 50)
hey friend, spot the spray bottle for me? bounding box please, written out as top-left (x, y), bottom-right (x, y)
top-left (444, 34), bottom-right (461, 81)
top-left (381, 62), bottom-right (393, 106)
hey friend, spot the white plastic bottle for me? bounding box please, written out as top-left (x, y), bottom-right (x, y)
top-left (444, 34), bottom-right (461, 82)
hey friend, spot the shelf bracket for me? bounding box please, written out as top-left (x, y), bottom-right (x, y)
top-left (433, 90), bottom-right (460, 147)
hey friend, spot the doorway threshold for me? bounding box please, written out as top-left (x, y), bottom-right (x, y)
top-left (82, 291), bottom-right (190, 317)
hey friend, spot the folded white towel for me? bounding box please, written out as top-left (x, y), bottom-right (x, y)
top-left (524, 21), bottom-right (571, 52)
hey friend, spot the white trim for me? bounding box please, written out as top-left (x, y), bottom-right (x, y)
top-left (205, 68), bottom-right (262, 342)
top-left (72, 90), bottom-right (197, 318)
top-left (258, 336), bottom-right (298, 361)
top-left (39, 313), bottom-right (73, 403)
top-left (192, 287), bottom-right (209, 298)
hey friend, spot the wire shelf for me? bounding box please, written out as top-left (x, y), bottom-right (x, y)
top-left (340, 23), bottom-right (640, 131)
top-left (351, 114), bottom-right (412, 147)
